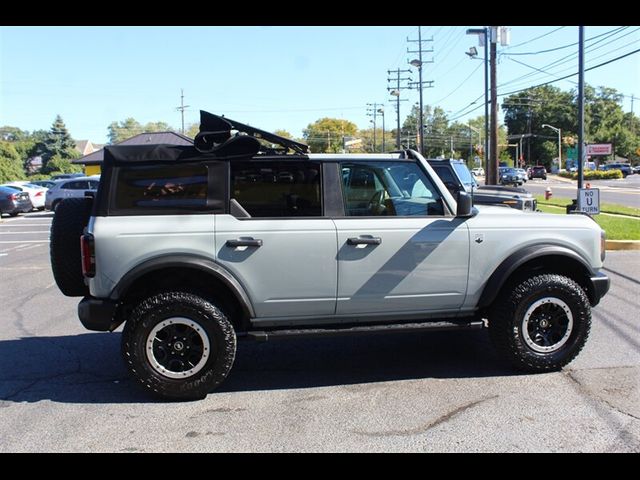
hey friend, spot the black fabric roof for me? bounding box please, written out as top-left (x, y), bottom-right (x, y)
top-left (103, 144), bottom-right (222, 166)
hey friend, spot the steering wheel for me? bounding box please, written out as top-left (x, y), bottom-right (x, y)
top-left (368, 190), bottom-right (387, 215)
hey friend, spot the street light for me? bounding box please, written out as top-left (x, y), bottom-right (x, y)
top-left (542, 124), bottom-right (562, 171)
top-left (409, 58), bottom-right (425, 155)
top-left (466, 27), bottom-right (490, 184)
top-left (377, 108), bottom-right (386, 152)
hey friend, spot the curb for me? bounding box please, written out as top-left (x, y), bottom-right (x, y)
top-left (606, 240), bottom-right (640, 251)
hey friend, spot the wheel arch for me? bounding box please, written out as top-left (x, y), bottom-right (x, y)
top-left (478, 245), bottom-right (596, 309)
top-left (110, 255), bottom-right (255, 332)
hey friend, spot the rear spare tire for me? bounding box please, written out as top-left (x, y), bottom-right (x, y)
top-left (50, 197), bottom-right (93, 296)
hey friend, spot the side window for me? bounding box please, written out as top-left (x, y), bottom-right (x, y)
top-left (231, 161), bottom-right (321, 218)
top-left (341, 161), bottom-right (444, 217)
top-left (115, 164), bottom-right (208, 211)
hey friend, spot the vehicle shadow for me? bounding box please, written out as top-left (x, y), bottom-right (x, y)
top-left (223, 329), bottom-right (516, 393)
top-left (0, 330), bottom-right (516, 404)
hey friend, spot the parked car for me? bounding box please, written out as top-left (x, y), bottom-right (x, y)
top-left (51, 173), bottom-right (86, 180)
top-left (528, 166), bottom-right (547, 180)
top-left (29, 180), bottom-right (57, 189)
top-left (1, 182), bottom-right (47, 210)
top-left (599, 163), bottom-right (633, 177)
top-left (0, 185), bottom-right (33, 217)
top-left (45, 176), bottom-right (101, 211)
top-left (428, 159), bottom-right (537, 211)
top-left (471, 167), bottom-right (484, 177)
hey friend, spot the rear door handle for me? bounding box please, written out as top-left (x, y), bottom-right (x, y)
top-left (226, 238), bottom-right (263, 248)
top-left (347, 236), bottom-right (382, 246)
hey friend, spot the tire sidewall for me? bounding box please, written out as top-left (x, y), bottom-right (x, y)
top-left (123, 292), bottom-right (236, 400)
top-left (492, 274), bottom-right (591, 371)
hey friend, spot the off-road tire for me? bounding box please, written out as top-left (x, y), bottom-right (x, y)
top-left (50, 197), bottom-right (93, 297)
top-left (489, 274), bottom-right (591, 372)
top-left (122, 291), bottom-right (237, 401)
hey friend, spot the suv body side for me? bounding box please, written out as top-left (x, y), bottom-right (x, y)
top-left (85, 149), bottom-right (606, 332)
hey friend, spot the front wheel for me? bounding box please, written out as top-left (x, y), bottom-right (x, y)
top-left (489, 274), bottom-right (591, 372)
top-left (122, 291), bottom-right (237, 400)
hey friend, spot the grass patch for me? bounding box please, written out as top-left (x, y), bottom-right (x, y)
top-left (537, 204), bottom-right (640, 240)
top-left (535, 195), bottom-right (640, 218)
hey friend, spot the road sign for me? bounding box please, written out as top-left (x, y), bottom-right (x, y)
top-left (586, 144), bottom-right (612, 156)
top-left (577, 188), bottom-right (600, 215)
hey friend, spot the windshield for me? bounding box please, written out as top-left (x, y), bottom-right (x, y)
top-left (452, 162), bottom-right (477, 187)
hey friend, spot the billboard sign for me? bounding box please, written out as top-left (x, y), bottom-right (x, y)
top-left (586, 144), bottom-right (612, 156)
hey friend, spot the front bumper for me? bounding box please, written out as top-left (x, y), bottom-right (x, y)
top-left (78, 297), bottom-right (120, 331)
top-left (590, 271), bottom-right (610, 306)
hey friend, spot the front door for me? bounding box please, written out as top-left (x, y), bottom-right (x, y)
top-left (335, 160), bottom-right (470, 316)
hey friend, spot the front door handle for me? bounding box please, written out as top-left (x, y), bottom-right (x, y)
top-left (226, 238), bottom-right (263, 248)
top-left (347, 236), bottom-right (382, 246)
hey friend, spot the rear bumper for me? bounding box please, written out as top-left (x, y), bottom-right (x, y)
top-left (590, 271), bottom-right (610, 306)
top-left (78, 297), bottom-right (120, 332)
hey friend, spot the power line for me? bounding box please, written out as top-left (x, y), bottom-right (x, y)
top-left (432, 62), bottom-right (483, 104)
top-left (498, 27), bottom-right (632, 90)
top-left (499, 47), bottom-right (640, 97)
top-left (503, 26), bottom-right (567, 51)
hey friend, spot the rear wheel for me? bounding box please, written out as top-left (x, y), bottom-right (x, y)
top-left (122, 291), bottom-right (237, 400)
top-left (489, 274), bottom-right (591, 372)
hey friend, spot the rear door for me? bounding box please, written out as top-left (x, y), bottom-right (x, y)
top-left (215, 160), bottom-right (337, 319)
top-left (334, 160), bottom-right (470, 316)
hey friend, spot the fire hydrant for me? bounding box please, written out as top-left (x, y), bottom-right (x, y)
top-left (545, 187), bottom-right (553, 200)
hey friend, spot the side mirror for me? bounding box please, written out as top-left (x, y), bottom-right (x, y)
top-left (456, 192), bottom-right (473, 217)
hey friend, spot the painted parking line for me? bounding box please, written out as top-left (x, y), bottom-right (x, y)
top-left (0, 231), bottom-right (50, 234)
top-left (0, 240), bottom-right (50, 243)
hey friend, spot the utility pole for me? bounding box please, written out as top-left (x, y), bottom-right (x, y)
top-left (407, 26), bottom-right (434, 155)
top-left (489, 27), bottom-right (499, 185)
top-left (176, 89), bottom-right (190, 135)
top-left (387, 69), bottom-right (412, 149)
top-left (366, 103), bottom-right (384, 152)
top-left (629, 94), bottom-right (639, 133)
top-left (577, 26), bottom-right (585, 191)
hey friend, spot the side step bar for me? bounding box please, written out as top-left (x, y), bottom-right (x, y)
top-left (245, 320), bottom-right (484, 342)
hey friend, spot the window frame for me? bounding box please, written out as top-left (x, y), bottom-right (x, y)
top-left (228, 158), bottom-right (324, 220)
top-left (105, 161), bottom-right (227, 216)
top-left (335, 159), bottom-right (452, 219)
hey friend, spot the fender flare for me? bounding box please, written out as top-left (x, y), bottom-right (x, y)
top-left (109, 254), bottom-right (255, 319)
top-left (478, 244), bottom-right (594, 309)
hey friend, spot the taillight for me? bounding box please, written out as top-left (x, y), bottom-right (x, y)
top-left (7, 194), bottom-right (17, 200)
top-left (81, 234), bottom-right (96, 277)
top-left (35, 191), bottom-right (43, 197)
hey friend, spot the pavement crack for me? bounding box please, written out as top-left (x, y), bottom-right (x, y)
top-left (566, 370), bottom-right (640, 422)
top-left (352, 395), bottom-right (499, 438)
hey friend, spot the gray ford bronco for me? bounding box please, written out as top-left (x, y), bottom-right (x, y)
top-left (50, 111), bottom-right (610, 400)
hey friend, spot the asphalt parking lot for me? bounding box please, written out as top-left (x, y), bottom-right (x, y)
top-left (0, 212), bottom-right (638, 452)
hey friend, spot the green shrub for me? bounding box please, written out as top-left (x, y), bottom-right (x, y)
top-left (557, 170), bottom-right (623, 180)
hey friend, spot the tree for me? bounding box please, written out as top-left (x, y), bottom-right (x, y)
top-left (107, 118), bottom-right (143, 144)
top-left (274, 129), bottom-right (293, 139)
top-left (107, 118), bottom-right (178, 144)
top-left (303, 118), bottom-right (358, 153)
top-left (31, 116), bottom-right (77, 172)
top-left (186, 123), bottom-right (200, 138)
top-left (42, 153), bottom-right (82, 175)
top-left (0, 141), bottom-right (26, 182)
